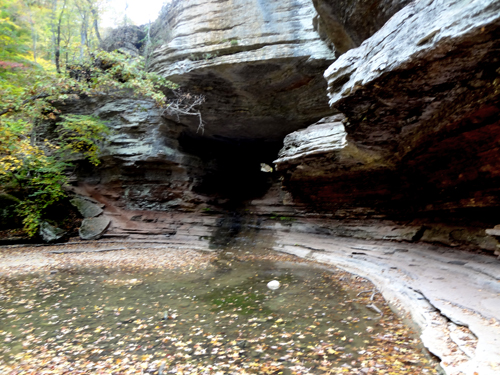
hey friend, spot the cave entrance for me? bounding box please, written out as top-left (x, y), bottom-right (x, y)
top-left (179, 132), bottom-right (283, 208)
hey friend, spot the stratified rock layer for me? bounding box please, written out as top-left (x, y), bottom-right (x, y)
top-left (49, 0), bottom-right (500, 256)
top-left (50, 96), bottom-right (211, 212)
top-left (275, 114), bottom-right (347, 166)
top-left (148, 0), bottom-right (336, 141)
top-left (281, 0), bottom-right (500, 215)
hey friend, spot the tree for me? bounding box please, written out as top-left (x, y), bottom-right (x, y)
top-left (86, 0), bottom-right (101, 44)
top-left (0, 0), bottom-right (105, 71)
top-left (54, 0), bottom-right (68, 73)
top-left (0, 0), bottom-right (31, 62)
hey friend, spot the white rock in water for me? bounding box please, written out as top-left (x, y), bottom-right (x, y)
top-left (267, 280), bottom-right (280, 290)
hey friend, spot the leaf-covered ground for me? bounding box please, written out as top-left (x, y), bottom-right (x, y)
top-left (0, 244), bottom-right (441, 374)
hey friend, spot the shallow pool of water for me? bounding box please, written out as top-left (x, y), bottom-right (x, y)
top-left (0, 251), bottom-right (440, 374)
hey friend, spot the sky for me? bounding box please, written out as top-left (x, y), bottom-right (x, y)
top-left (101, 0), bottom-right (170, 28)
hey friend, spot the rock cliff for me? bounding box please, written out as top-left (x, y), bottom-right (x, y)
top-left (277, 0), bottom-right (500, 218)
top-left (76, 0), bottom-right (500, 255)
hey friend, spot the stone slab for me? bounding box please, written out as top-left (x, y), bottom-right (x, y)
top-left (39, 221), bottom-right (66, 243)
top-left (70, 197), bottom-right (104, 218)
top-left (79, 217), bottom-right (111, 240)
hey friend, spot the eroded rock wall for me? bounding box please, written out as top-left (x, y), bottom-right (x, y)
top-left (77, 0), bottom-right (339, 218)
top-left (50, 97), bottom-right (211, 212)
top-left (148, 0), bottom-right (336, 142)
top-left (278, 0), bottom-right (500, 216)
top-left (312, 0), bottom-right (411, 54)
top-left (61, 0), bottom-right (500, 254)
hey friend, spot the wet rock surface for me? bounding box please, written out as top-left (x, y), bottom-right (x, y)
top-left (274, 230), bottom-right (500, 375)
top-left (2, 216), bottom-right (499, 374)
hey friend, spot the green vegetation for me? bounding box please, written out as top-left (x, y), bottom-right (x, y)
top-left (0, 0), bottom-right (106, 71)
top-left (0, 1), bottom-right (203, 237)
top-left (0, 49), bottom-right (185, 236)
top-left (57, 114), bottom-right (111, 166)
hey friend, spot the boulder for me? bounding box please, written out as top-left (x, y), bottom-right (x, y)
top-left (70, 196), bottom-right (104, 218)
top-left (79, 216), bottom-right (111, 240)
top-left (274, 114), bottom-right (395, 211)
top-left (40, 221), bottom-right (66, 243)
top-left (100, 25), bottom-right (146, 56)
top-left (275, 114), bottom-right (347, 167)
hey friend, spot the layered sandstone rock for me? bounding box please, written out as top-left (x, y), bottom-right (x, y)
top-left (148, 0), bottom-right (336, 141)
top-left (52, 97), bottom-right (210, 212)
top-left (52, 0), bottom-right (500, 255)
top-left (279, 0), bottom-right (500, 215)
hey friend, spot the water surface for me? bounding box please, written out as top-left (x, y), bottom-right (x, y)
top-left (0, 250), bottom-right (440, 374)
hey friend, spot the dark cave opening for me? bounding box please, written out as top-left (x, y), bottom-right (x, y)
top-left (178, 132), bottom-right (283, 205)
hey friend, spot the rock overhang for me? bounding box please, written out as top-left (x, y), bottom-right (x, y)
top-left (300, 0), bottom-right (500, 212)
top-left (324, 0), bottom-right (500, 155)
top-left (148, 0), bottom-right (337, 143)
top-left (61, 0), bottom-right (500, 236)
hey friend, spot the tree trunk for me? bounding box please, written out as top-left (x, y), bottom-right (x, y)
top-left (50, 0), bottom-right (58, 65)
top-left (76, 1), bottom-right (89, 61)
top-left (86, 0), bottom-right (102, 44)
top-left (80, 22), bottom-right (86, 60)
top-left (55, 0), bottom-right (67, 74)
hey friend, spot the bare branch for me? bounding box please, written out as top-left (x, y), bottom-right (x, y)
top-left (162, 90), bottom-right (206, 133)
